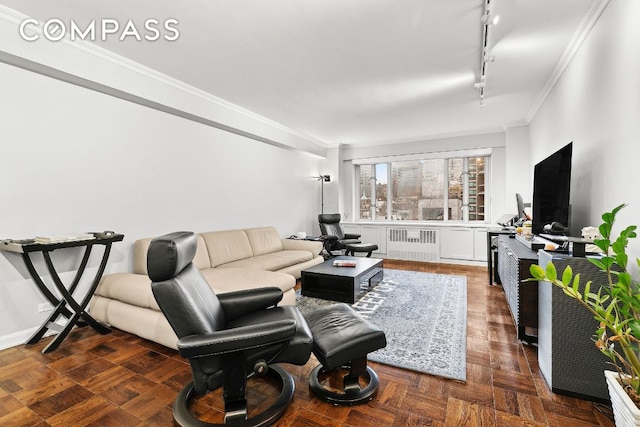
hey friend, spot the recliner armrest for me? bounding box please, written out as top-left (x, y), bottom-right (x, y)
top-left (319, 235), bottom-right (338, 242)
top-left (218, 287), bottom-right (283, 322)
top-left (344, 233), bottom-right (361, 239)
top-left (177, 319), bottom-right (297, 358)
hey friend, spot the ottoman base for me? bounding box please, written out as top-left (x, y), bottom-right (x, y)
top-left (309, 360), bottom-right (380, 405)
top-left (344, 243), bottom-right (379, 257)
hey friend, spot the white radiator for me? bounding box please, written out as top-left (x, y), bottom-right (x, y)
top-left (386, 228), bottom-right (440, 262)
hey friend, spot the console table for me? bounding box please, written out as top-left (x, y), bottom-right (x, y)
top-left (0, 233), bottom-right (124, 353)
top-left (496, 234), bottom-right (538, 343)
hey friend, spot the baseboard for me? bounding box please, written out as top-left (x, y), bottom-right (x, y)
top-left (0, 326), bottom-right (57, 351)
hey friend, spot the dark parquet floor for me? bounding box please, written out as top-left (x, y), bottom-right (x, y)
top-left (0, 260), bottom-right (615, 426)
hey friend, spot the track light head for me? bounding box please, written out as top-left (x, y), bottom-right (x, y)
top-left (481, 11), bottom-right (500, 26)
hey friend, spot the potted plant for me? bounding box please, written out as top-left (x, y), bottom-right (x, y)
top-left (528, 204), bottom-right (640, 425)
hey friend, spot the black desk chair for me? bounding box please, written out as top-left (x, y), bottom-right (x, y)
top-left (148, 231), bottom-right (313, 426)
top-left (318, 213), bottom-right (361, 257)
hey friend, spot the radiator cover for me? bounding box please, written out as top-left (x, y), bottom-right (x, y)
top-left (386, 228), bottom-right (440, 262)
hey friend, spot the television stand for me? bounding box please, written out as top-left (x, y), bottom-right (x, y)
top-left (496, 235), bottom-right (538, 343)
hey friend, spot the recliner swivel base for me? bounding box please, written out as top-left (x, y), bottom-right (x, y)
top-left (172, 364), bottom-right (294, 427)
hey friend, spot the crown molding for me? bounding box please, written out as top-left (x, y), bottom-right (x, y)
top-left (341, 126), bottom-right (506, 149)
top-left (525, 0), bottom-right (611, 123)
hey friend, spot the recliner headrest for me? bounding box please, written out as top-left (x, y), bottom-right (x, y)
top-left (318, 213), bottom-right (341, 224)
top-left (147, 231), bottom-right (197, 282)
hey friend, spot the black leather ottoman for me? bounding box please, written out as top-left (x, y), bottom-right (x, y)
top-left (303, 303), bottom-right (387, 405)
top-left (344, 243), bottom-right (378, 257)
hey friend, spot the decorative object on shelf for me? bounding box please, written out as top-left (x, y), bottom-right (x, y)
top-left (582, 226), bottom-right (604, 253)
top-left (529, 204), bottom-right (640, 423)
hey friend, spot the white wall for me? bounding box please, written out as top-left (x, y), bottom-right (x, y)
top-left (317, 146), bottom-right (341, 220)
top-left (505, 125), bottom-right (532, 216)
top-left (529, 0), bottom-right (640, 270)
top-left (0, 53), bottom-right (322, 348)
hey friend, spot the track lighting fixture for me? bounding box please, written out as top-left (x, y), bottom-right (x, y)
top-left (481, 12), bottom-right (500, 26)
top-left (476, 0), bottom-right (499, 107)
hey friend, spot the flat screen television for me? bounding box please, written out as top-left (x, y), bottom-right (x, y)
top-left (532, 142), bottom-right (573, 236)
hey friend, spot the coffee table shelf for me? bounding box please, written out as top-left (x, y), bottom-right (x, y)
top-left (301, 256), bottom-right (384, 303)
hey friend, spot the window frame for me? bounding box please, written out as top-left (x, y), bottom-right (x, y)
top-left (353, 149), bottom-right (491, 223)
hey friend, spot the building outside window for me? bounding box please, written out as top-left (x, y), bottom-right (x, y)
top-left (356, 153), bottom-right (488, 222)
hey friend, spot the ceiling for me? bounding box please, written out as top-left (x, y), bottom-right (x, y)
top-left (0, 0), bottom-right (598, 147)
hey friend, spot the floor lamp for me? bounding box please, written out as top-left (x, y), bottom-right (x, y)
top-left (315, 175), bottom-right (330, 214)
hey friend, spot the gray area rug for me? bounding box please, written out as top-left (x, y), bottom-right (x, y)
top-left (296, 269), bottom-right (467, 382)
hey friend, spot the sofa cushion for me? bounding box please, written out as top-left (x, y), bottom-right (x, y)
top-left (201, 229), bottom-right (254, 267)
top-left (95, 272), bottom-right (161, 311)
top-left (199, 267), bottom-right (295, 294)
top-left (94, 267), bottom-right (296, 314)
top-left (217, 250), bottom-right (314, 272)
top-left (134, 234), bottom-right (210, 275)
top-left (244, 227), bottom-right (284, 256)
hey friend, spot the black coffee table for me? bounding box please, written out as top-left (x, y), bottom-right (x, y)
top-left (301, 256), bottom-right (384, 303)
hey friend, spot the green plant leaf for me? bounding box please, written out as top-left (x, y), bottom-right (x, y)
top-left (602, 212), bottom-right (614, 225)
top-left (612, 240), bottom-right (626, 255)
top-left (619, 272), bottom-right (632, 287)
top-left (561, 266), bottom-right (573, 286)
top-left (589, 258), bottom-right (605, 270)
top-left (546, 262), bottom-right (557, 282)
top-left (611, 203), bottom-right (627, 216)
top-left (617, 253), bottom-right (629, 269)
top-left (629, 321), bottom-right (640, 340)
top-left (529, 264), bottom-right (546, 280)
top-left (571, 275), bottom-right (582, 299)
top-left (594, 238), bottom-right (610, 253)
top-left (600, 223), bottom-right (612, 240)
top-left (623, 225), bottom-right (637, 239)
top-left (600, 257), bottom-right (615, 271)
top-left (584, 281), bottom-right (591, 298)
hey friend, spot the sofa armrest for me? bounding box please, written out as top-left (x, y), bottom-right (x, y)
top-left (281, 238), bottom-right (323, 255)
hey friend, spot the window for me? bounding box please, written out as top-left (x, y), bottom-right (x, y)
top-left (356, 152), bottom-right (488, 222)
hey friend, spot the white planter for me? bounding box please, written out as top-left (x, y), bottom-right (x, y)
top-left (605, 370), bottom-right (640, 426)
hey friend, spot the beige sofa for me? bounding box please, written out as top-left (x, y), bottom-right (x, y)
top-left (89, 227), bottom-right (324, 349)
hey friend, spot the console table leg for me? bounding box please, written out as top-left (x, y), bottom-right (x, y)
top-left (41, 313), bottom-right (81, 353)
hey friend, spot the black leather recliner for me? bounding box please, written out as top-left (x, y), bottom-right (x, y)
top-left (318, 213), bottom-right (361, 257)
top-left (148, 231), bottom-right (313, 426)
